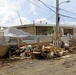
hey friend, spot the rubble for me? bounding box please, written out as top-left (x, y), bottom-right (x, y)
top-left (68, 39), bottom-right (76, 53)
top-left (1, 41), bottom-right (72, 60)
top-left (31, 45), bottom-right (68, 59)
top-left (69, 46), bottom-right (76, 53)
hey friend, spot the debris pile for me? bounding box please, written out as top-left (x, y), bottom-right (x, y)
top-left (69, 46), bottom-right (76, 53)
top-left (68, 39), bottom-right (76, 53)
top-left (6, 43), bottom-right (68, 59)
top-left (32, 45), bottom-right (68, 59)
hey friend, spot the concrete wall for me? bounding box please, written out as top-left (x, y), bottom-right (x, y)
top-left (25, 26), bottom-right (36, 35)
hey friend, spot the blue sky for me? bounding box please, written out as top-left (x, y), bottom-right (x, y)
top-left (0, 0), bottom-right (76, 27)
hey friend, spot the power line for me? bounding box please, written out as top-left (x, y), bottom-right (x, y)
top-left (42, 1), bottom-right (76, 15)
top-left (60, 14), bottom-right (76, 20)
top-left (38, 0), bottom-right (76, 16)
top-left (27, 0), bottom-right (49, 11)
top-left (28, 0), bottom-right (76, 21)
top-left (28, 0), bottom-right (76, 16)
top-left (59, 8), bottom-right (76, 15)
top-left (46, 13), bottom-right (56, 20)
top-left (28, 0), bottom-right (55, 21)
top-left (38, 0), bottom-right (76, 21)
top-left (28, 0), bottom-right (41, 8)
top-left (38, 0), bottom-right (55, 13)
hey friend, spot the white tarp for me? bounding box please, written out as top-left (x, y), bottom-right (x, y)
top-left (3, 27), bottom-right (31, 37)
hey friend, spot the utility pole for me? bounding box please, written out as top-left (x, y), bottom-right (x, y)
top-left (17, 10), bottom-right (23, 25)
top-left (56, 0), bottom-right (59, 33)
top-left (53, 0), bottom-right (60, 47)
top-left (56, 0), bottom-right (60, 47)
top-left (53, 0), bottom-right (70, 47)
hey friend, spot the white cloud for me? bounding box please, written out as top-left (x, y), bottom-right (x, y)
top-left (28, 0), bottom-right (48, 15)
top-left (29, 3), bottom-right (37, 15)
top-left (0, 0), bottom-right (75, 27)
top-left (0, 0), bottom-right (56, 27)
top-left (35, 18), bottom-right (46, 22)
top-left (28, 0), bottom-right (38, 15)
top-left (35, 18), bottom-right (54, 24)
top-left (0, 0), bottom-right (26, 26)
top-left (28, 0), bottom-right (53, 15)
top-left (67, 22), bottom-right (76, 25)
top-left (13, 17), bottom-right (31, 26)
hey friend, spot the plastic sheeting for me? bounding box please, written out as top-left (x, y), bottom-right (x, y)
top-left (3, 27), bottom-right (31, 37)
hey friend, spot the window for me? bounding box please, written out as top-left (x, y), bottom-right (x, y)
top-left (64, 29), bottom-right (73, 35)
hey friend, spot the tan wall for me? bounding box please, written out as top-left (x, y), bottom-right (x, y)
top-left (25, 26), bottom-right (36, 35)
top-left (53, 26), bottom-right (74, 35)
top-left (16, 25), bottom-right (75, 35)
top-left (73, 28), bottom-right (76, 34)
top-left (17, 26), bottom-right (36, 35)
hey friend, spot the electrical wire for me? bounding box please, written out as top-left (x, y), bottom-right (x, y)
top-left (59, 8), bottom-right (76, 15)
top-left (40, 0), bottom-right (76, 15)
top-left (38, 0), bottom-right (76, 21)
top-left (28, 0), bottom-right (41, 8)
top-left (60, 14), bottom-right (76, 20)
top-left (28, 0), bottom-right (76, 21)
top-left (27, 0), bottom-right (50, 11)
top-left (61, 15), bottom-right (66, 23)
top-left (46, 13), bottom-right (56, 20)
top-left (28, 0), bottom-right (55, 21)
top-left (38, 0), bottom-right (76, 16)
top-left (38, 0), bottom-right (55, 13)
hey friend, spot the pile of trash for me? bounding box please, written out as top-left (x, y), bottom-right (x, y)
top-left (32, 45), bottom-right (68, 59)
top-left (6, 44), bottom-right (68, 59)
top-left (68, 39), bottom-right (76, 53)
top-left (69, 46), bottom-right (76, 53)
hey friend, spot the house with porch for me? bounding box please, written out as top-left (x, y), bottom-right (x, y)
top-left (14, 23), bottom-right (76, 37)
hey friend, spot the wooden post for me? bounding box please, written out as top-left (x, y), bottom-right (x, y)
top-left (18, 38), bottom-right (23, 47)
top-left (37, 38), bottom-right (40, 45)
top-left (9, 49), bottom-right (11, 59)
